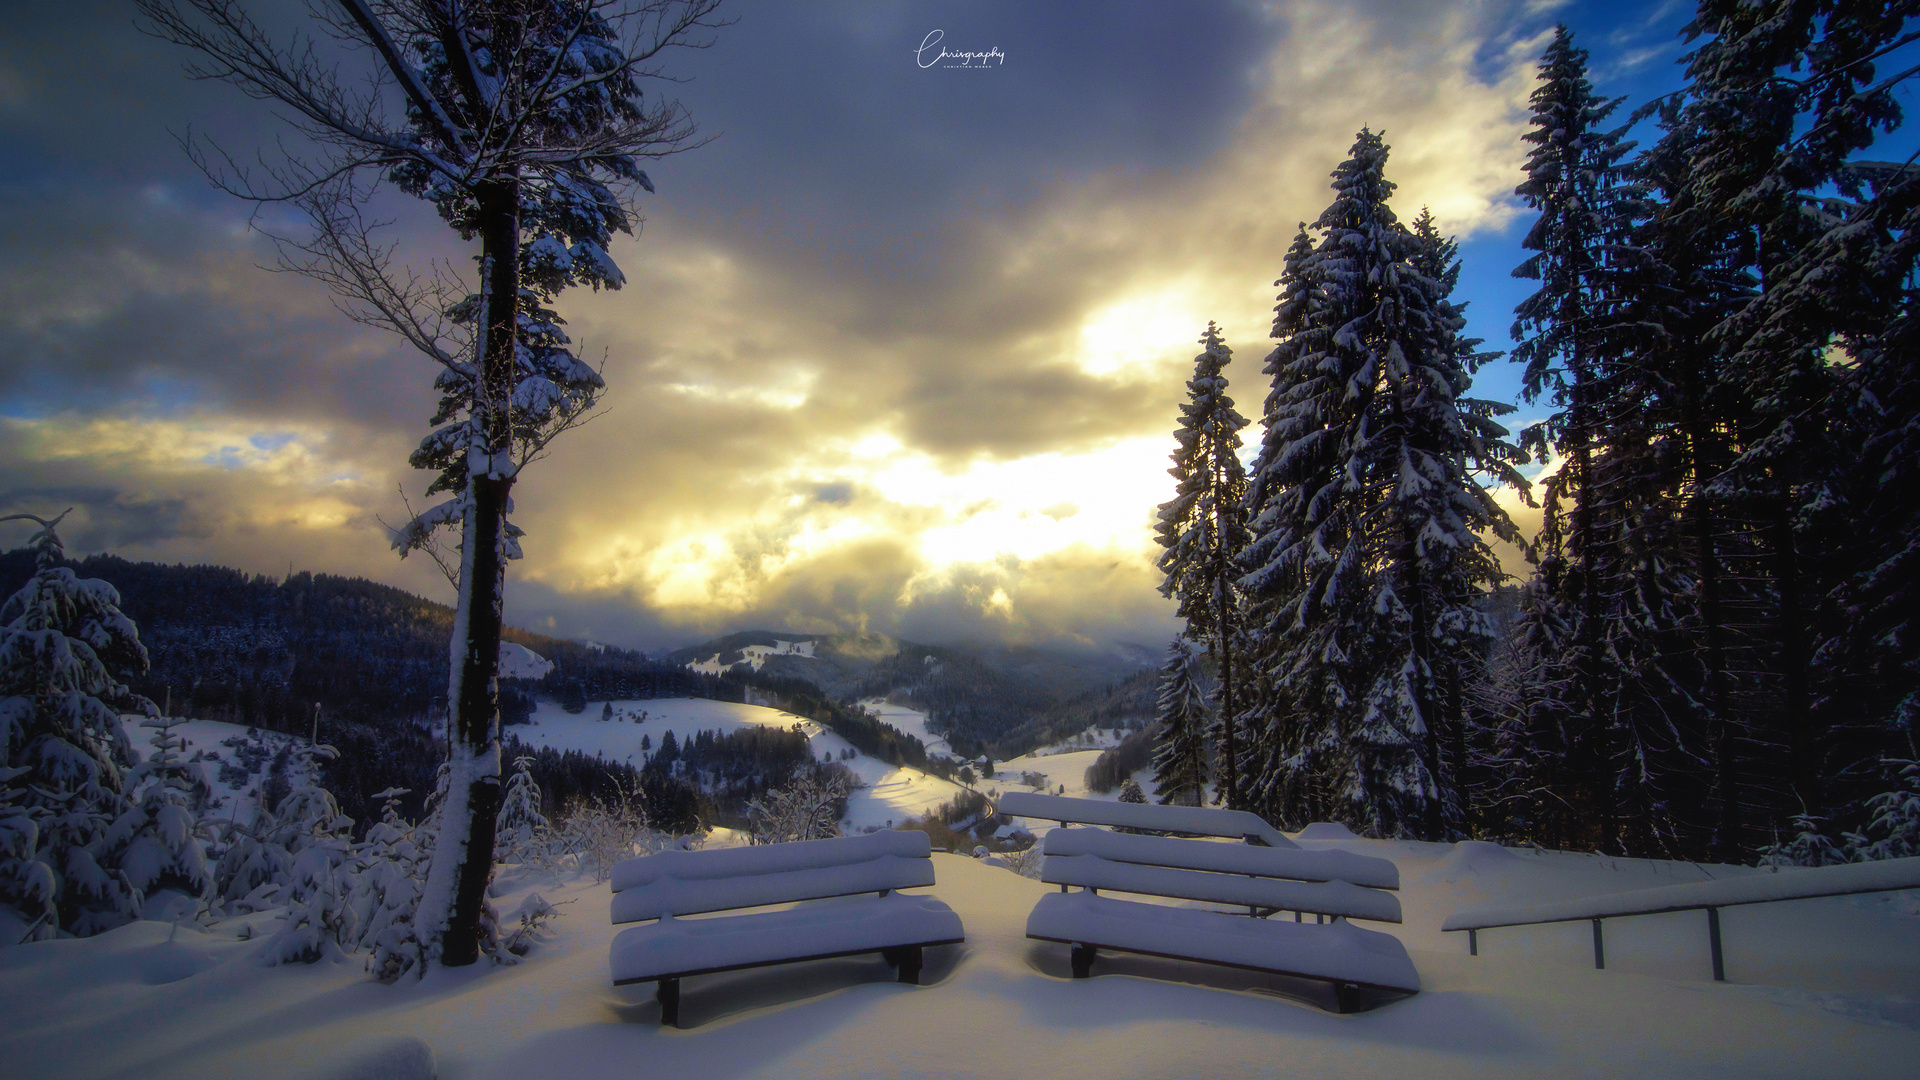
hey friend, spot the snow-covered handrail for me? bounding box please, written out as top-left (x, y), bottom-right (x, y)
top-left (1442, 855), bottom-right (1920, 931)
top-left (996, 792), bottom-right (1298, 849)
top-left (1443, 855), bottom-right (1920, 982)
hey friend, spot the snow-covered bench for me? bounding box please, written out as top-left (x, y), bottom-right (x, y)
top-left (1002, 795), bottom-right (1418, 1012)
top-left (997, 790), bottom-right (1297, 847)
top-left (607, 829), bottom-right (965, 1026)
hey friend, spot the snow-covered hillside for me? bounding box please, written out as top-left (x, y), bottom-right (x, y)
top-left (516, 698), bottom-right (970, 830)
top-left (856, 697), bottom-right (957, 761)
top-left (684, 638), bottom-right (817, 675)
top-left (5, 833), bottom-right (1916, 1079)
top-left (497, 643), bottom-right (554, 681)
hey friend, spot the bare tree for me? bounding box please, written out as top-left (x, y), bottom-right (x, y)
top-left (139, 0), bottom-right (725, 968)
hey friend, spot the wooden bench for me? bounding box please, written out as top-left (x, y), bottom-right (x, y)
top-left (607, 829), bottom-right (965, 1026)
top-left (999, 794), bottom-right (1418, 1013)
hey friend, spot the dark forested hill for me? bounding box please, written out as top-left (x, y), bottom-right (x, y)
top-left (0, 549), bottom-right (726, 734)
top-left (0, 550), bottom-right (957, 831)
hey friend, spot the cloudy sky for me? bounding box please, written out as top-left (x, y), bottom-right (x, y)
top-left (2, 0), bottom-right (1694, 654)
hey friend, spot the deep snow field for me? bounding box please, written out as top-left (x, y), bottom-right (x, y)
top-left (6, 707), bottom-right (1913, 1078)
top-left (5, 829), bottom-right (1917, 1079)
top-left (518, 697), bottom-right (972, 830)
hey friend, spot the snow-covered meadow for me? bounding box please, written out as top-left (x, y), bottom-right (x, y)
top-left (4, 829), bottom-right (1916, 1079)
top-left (516, 697), bottom-right (971, 831)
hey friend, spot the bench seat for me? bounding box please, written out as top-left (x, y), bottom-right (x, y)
top-left (611, 892), bottom-right (964, 986)
top-left (1027, 889), bottom-right (1421, 995)
top-left (1043, 854), bottom-right (1402, 923)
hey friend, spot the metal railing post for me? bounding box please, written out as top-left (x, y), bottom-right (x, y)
top-left (1469, 928), bottom-right (1478, 957)
top-left (1707, 906), bottom-right (1724, 982)
top-left (1592, 918), bottom-right (1605, 970)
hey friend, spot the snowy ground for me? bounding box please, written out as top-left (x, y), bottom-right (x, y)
top-left (517, 698), bottom-right (971, 831)
top-left (6, 834), bottom-right (1917, 1079)
top-left (986, 745), bottom-right (1153, 811)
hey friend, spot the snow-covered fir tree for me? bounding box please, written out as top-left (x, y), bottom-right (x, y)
top-left (1150, 639), bottom-right (1209, 807)
top-left (97, 714), bottom-right (213, 920)
top-left (0, 511), bottom-right (153, 939)
top-left (1507, 26), bottom-right (1645, 846)
top-left (1237, 132), bottom-right (1524, 839)
top-left (1237, 224), bottom-right (1331, 827)
top-left (256, 738), bottom-right (357, 965)
top-left (495, 755), bottom-right (548, 864)
top-left (350, 787), bottom-right (430, 982)
top-left (1154, 323), bottom-right (1252, 807)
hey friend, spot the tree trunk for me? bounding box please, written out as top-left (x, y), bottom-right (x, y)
top-left (1768, 504), bottom-right (1812, 818)
top-left (1687, 411), bottom-right (1738, 862)
top-left (421, 176), bottom-right (520, 968)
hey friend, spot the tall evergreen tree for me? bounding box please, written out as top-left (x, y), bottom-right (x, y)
top-left (142, 0), bottom-right (724, 967)
top-left (1154, 323), bottom-right (1251, 807)
top-left (1239, 131), bottom-right (1523, 839)
top-left (1676, 0), bottom-right (1920, 853)
top-left (1150, 639), bottom-right (1209, 807)
top-left (0, 512), bottom-right (153, 938)
top-left (1509, 27), bottom-right (1641, 841)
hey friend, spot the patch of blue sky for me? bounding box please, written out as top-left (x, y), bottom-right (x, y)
top-left (249, 432), bottom-right (297, 452)
top-left (203, 446), bottom-right (248, 470)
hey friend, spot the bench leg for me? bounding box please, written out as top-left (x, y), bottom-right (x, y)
top-left (1334, 982), bottom-right (1361, 1014)
top-left (896, 945), bottom-right (923, 985)
top-left (657, 977), bottom-right (681, 1028)
top-left (1070, 944), bottom-right (1097, 979)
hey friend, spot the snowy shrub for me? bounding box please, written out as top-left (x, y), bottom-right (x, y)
top-left (0, 511), bottom-right (154, 939)
top-left (536, 783), bottom-right (669, 883)
top-left (1758, 816), bottom-right (1853, 869)
top-left (500, 891), bottom-right (564, 957)
top-left (1000, 843), bottom-right (1046, 880)
top-left (0, 766), bottom-right (54, 940)
top-left (1851, 761), bottom-right (1920, 862)
top-left (746, 769), bottom-right (850, 845)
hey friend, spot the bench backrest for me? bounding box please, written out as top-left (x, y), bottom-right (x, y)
top-left (1037, 826), bottom-right (1404, 923)
top-left (609, 829), bottom-right (935, 923)
top-left (996, 791), bottom-right (1299, 849)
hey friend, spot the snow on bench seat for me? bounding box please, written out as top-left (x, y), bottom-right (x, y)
top-left (606, 829), bottom-right (964, 1026)
top-left (1042, 827), bottom-right (1399, 890)
top-left (610, 828), bottom-right (931, 893)
top-left (1027, 890), bottom-right (1421, 995)
top-left (997, 791), bottom-right (1298, 848)
top-left (1042, 854), bottom-right (1402, 924)
top-left (610, 892), bottom-right (964, 985)
top-left (612, 855), bottom-right (935, 922)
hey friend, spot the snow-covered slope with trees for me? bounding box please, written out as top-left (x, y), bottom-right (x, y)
top-left (514, 698), bottom-right (970, 831)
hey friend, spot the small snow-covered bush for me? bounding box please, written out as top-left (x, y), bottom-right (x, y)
top-left (746, 769), bottom-right (849, 844)
top-left (1000, 843), bottom-right (1046, 880)
top-left (1851, 761), bottom-right (1920, 862)
top-left (1758, 816), bottom-right (1852, 868)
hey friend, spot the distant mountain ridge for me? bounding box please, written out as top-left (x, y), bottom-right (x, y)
top-left (664, 629), bottom-right (1157, 758)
